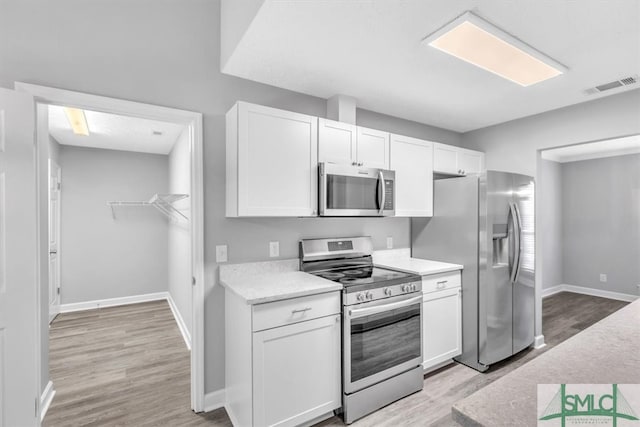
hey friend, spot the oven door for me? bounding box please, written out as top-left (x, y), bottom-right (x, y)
top-left (319, 162), bottom-right (395, 216)
top-left (344, 293), bottom-right (422, 393)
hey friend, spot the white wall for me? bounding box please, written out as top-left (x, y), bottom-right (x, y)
top-left (1, 0), bottom-right (465, 396)
top-left (561, 154), bottom-right (640, 296)
top-left (168, 128), bottom-right (192, 336)
top-left (462, 89), bottom-right (640, 341)
top-left (59, 146), bottom-right (169, 304)
top-left (539, 159), bottom-right (563, 290)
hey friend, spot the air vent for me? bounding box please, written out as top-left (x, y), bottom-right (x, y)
top-left (584, 75), bottom-right (639, 95)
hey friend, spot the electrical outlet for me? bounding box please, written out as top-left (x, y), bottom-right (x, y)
top-left (269, 241), bottom-right (280, 258)
top-left (599, 274), bottom-right (607, 283)
top-left (386, 236), bottom-right (393, 249)
top-left (215, 245), bottom-right (228, 263)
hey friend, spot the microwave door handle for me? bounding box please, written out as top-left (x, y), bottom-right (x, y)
top-left (378, 170), bottom-right (386, 215)
top-left (348, 295), bottom-right (422, 319)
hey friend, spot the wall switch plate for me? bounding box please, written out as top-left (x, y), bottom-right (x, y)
top-left (599, 274), bottom-right (607, 283)
top-left (215, 245), bottom-right (228, 263)
top-left (269, 241), bottom-right (280, 258)
top-left (386, 236), bottom-right (393, 249)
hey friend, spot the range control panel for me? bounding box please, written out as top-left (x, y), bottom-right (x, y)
top-left (344, 280), bottom-right (421, 305)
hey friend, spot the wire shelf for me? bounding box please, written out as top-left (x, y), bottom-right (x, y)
top-left (107, 193), bottom-right (189, 221)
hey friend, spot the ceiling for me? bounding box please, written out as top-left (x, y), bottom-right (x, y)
top-left (48, 105), bottom-right (185, 155)
top-left (221, 0), bottom-right (640, 132)
top-left (541, 134), bottom-right (640, 163)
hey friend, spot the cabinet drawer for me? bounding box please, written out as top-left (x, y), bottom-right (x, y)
top-left (253, 292), bottom-right (341, 332)
top-left (422, 271), bottom-right (461, 294)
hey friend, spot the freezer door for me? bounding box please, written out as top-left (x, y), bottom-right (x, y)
top-left (511, 174), bottom-right (535, 354)
top-left (479, 171), bottom-right (514, 366)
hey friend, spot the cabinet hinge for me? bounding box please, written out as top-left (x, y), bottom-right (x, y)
top-left (57, 287), bottom-right (61, 295)
top-left (35, 397), bottom-right (39, 417)
top-left (57, 182), bottom-right (61, 191)
top-left (192, 276), bottom-right (196, 286)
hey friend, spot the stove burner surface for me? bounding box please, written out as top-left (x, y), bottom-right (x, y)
top-left (316, 272), bottom-right (346, 280)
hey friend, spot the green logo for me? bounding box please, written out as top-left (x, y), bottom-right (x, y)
top-left (539, 384), bottom-right (639, 426)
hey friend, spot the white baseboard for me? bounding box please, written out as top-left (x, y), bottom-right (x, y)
top-left (542, 284), bottom-right (639, 302)
top-left (40, 380), bottom-right (55, 421)
top-left (204, 389), bottom-right (226, 412)
top-left (167, 292), bottom-right (192, 351)
top-left (533, 335), bottom-right (546, 349)
top-left (60, 292), bottom-right (169, 313)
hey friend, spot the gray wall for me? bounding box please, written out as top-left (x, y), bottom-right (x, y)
top-left (562, 154), bottom-right (640, 295)
top-left (539, 159), bottom-right (563, 290)
top-left (59, 146), bottom-right (169, 303)
top-left (0, 0), bottom-right (464, 395)
top-left (168, 128), bottom-right (192, 335)
top-left (461, 89), bottom-right (640, 342)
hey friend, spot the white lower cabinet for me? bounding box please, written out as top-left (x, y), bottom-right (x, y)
top-left (422, 272), bottom-right (462, 371)
top-left (225, 290), bottom-right (342, 427)
top-left (253, 316), bottom-right (341, 427)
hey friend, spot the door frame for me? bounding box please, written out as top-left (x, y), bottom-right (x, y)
top-left (48, 159), bottom-right (61, 323)
top-left (15, 82), bottom-right (206, 412)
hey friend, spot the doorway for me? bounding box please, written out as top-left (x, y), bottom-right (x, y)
top-left (16, 82), bottom-right (205, 416)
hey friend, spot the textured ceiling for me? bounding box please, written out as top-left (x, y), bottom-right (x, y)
top-left (49, 105), bottom-right (186, 155)
top-left (222, 0), bottom-right (640, 132)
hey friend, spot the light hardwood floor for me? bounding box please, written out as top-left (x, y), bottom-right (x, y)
top-left (45, 292), bottom-right (627, 426)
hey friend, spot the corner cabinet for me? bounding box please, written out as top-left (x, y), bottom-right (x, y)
top-left (226, 102), bottom-right (318, 217)
top-left (226, 290), bottom-right (342, 427)
top-left (433, 143), bottom-right (484, 176)
top-left (421, 271), bottom-right (462, 371)
top-left (318, 118), bottom-right (389, 169)
top-left (390, 134), bottom-right (433, 217)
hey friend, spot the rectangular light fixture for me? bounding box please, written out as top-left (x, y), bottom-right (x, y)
top-left (63, 107), bottom-right (89, 136)
top-left (422, 11), bottom-right (567, 87)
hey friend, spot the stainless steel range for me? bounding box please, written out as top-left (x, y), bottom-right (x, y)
top-left (300, 236), bottom-right (424, 424)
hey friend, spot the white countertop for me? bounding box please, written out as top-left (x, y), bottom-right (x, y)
top-left (375, 257), bottom-right (463, 276)
top-left (220, 270), bottom-right (342, 305)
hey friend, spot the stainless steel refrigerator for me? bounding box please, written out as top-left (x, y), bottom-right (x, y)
top-left (411, 171), bottom-right (535, 372)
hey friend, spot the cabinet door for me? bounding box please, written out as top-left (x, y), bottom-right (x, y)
top-left (433, 143), bottom-right (459, 175)
top-left (236, 102), bottom-right (318, 216)
top-left (253, 315), bottom-right (341, 427)
top-left (458, 148), bottom-right (485, 175)
top-left (356, 126), bottom-right (390, 169)
top-left (423, 287), bottom-right (462, 369)
top-left (318, 118), bottom-right (357, 165)
top-left (390, 134), bottom-right (433, 217)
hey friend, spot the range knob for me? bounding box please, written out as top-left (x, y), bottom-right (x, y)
top-left (411, 283), bottom-right (417, 292)
top-left (365, 291), bottom-right (373, 300)
top-left (384, 287), bottom-right (392, 296)
top-left (356, 292), bottom-right (365, 301)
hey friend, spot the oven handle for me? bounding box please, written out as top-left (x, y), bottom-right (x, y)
top-left (348, 295), bottom-right (422, 319)
top-left (378, 169), bottom-right (386, 215)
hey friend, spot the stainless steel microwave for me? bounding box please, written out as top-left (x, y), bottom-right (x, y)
top-left (319, 162), bottom-right (395, 216)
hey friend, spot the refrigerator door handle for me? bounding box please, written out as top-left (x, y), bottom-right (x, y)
top-left (512, 202), bottom-right (524, 284)
top-left (509, 202), bottom-right (521, 284)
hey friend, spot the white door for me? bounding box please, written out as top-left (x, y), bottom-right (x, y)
top-left (0, 88), bottom-right (40, 426)
top-left (433, 143), bottom-right (459, 175)
top-left (356, 126), bottom-right (390, 169)
top-left (458, 149), bottom-right (485, 175)
top-left (252, 315), bottom-right (341, 427)
top-left (390, 134), bottom-right (433, 217)
top-left (423, 287), bottom-right (462, 369)
top-left (318, 118), bottom-right (356, 165)
top-left (48, 160), bottom-right (61, 323)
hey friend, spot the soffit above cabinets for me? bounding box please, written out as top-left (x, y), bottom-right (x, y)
top-left (48, 105), bottom-right (185, 155)
top-left (220, 0), bottom-right (640, 132)
top-left (541, 134), bottom-right (640, 163)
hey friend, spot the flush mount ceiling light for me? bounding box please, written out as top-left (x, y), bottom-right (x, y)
top-left (422, 11), bottom-right (567, 87)
top-left (63, 107), bottom-right (89, 136)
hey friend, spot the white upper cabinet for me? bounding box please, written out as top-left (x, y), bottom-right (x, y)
top-left (458, 148), bottom-right (485, 175)
top-left (390, 134), bottom-right (433, 217)
top-left (433, 142), bottom-right (484, 176)
top-left (318, 118), bottom-right (357, 165)
top-left (319, 118), bottom-right (390, 169)
top-left (226, 102), bottom-right (318, 217)
top-left (356, 126), bottom-right (390, 169)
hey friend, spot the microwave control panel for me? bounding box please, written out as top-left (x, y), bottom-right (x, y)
top-left (384, 179), bottom-right (394, 210)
